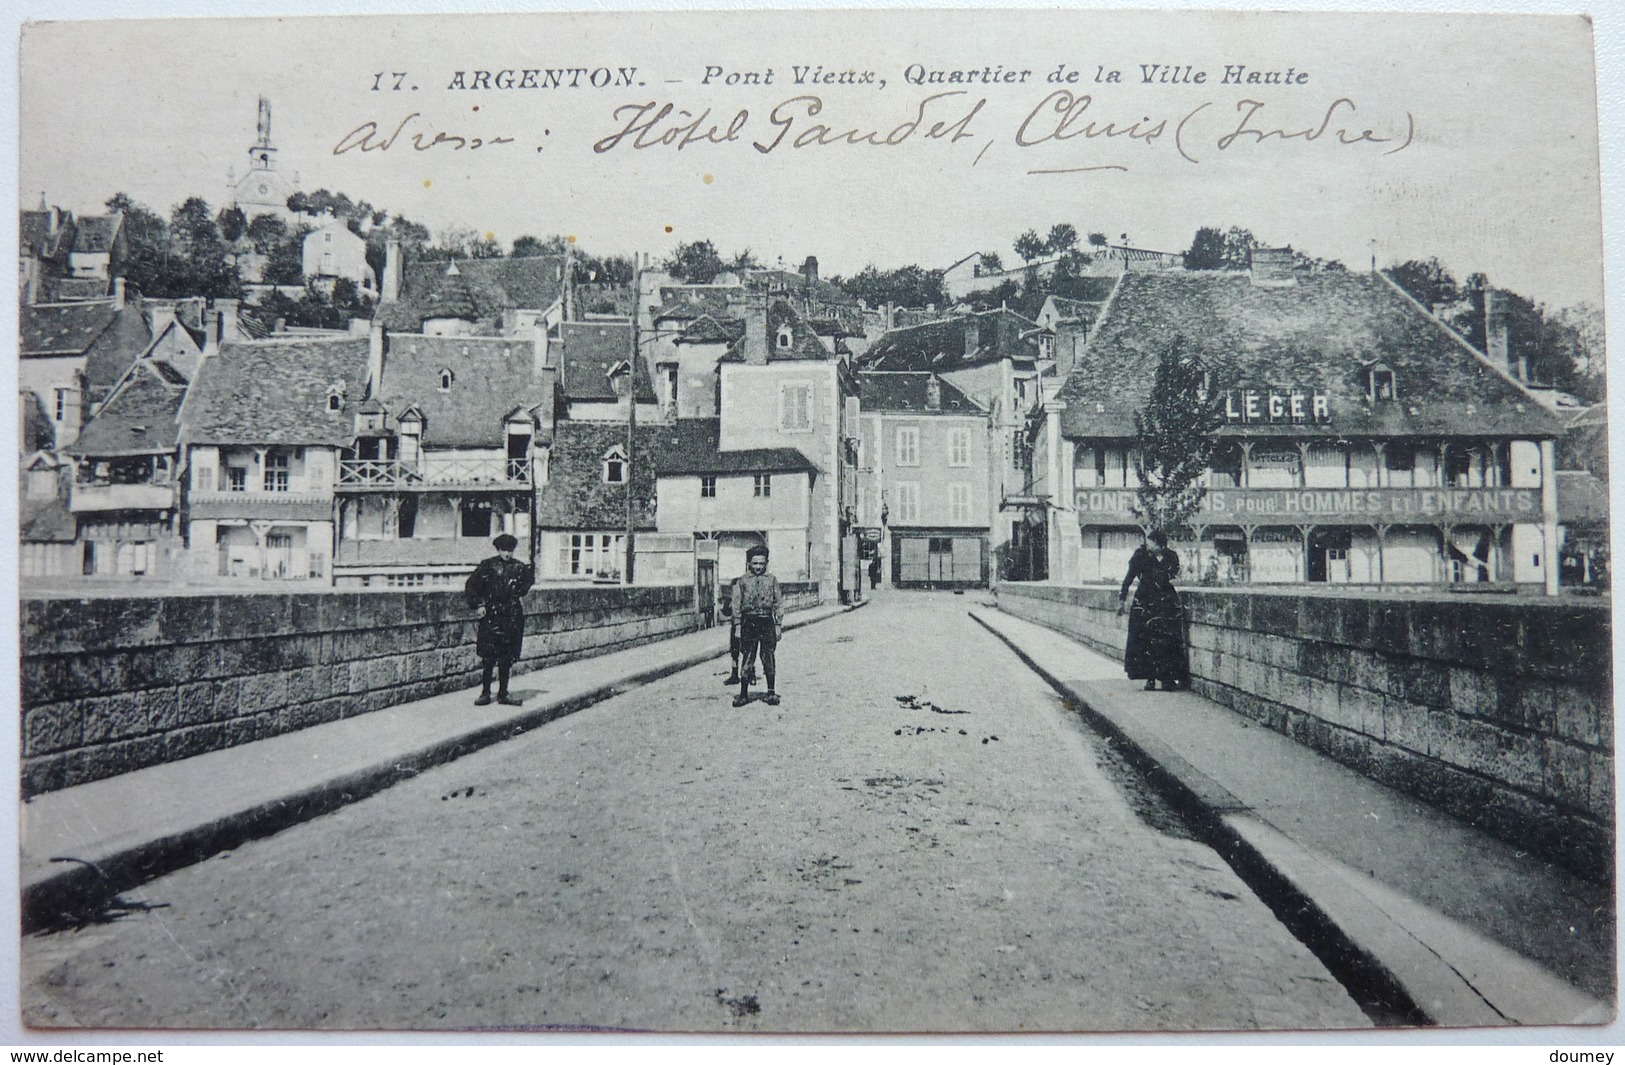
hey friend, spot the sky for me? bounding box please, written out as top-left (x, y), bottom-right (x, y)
top-left (14, 5), bottom-right (1610, 312)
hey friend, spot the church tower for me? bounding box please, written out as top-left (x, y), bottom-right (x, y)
top-left (226, 96), bottom-right (298, 221)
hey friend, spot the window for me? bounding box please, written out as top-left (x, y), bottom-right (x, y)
top-left (950, 483), bottom-right (971, 522)
top-left (195, 466), bottom-right (215, 492)
top-left (439, 369), bottom-right (454, 392)
top-left (780, 384), bottom-right (812, 432)
top-left (895, 426), bottom-right (920, 466)
top-left (564, 533), bottom-right (624, 580)
top-left (1370, 365), bottom-right (1397, 401)
top-left (776, 325), bottom-right (794, 350)
top-left (327, 392), bottom-right (342, 412)
top-left (1385, 444), bottom-right (1416, 472)
top-left (753, 473), bottom-right (772, 498)
top-left (386, 573), bottom-right (427, 588)
top-left (603, 446), bottom-right (627, 484)
top-left (53, 388), bottom-right (71, 423)
top-left (227, 466), bottom-right (247, 492)
top-left (324, 232), bottom-right (333, 244)
top-left (700, 475), bottom-right (717, 498)
top-left (949, 428), bottom-right (971, 467)
top-left (264, 451), bottom-right (289, 492)
top-left (895, 482), bottom-right (921, 523)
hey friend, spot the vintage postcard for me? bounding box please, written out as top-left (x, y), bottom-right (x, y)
top-left (10, 3), bottom-right (1617, 1040)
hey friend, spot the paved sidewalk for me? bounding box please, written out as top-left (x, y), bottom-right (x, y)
top-left (21, 601), bottom-right (860, 930)
top-left (970, 607), bottom-right (1615, 1028)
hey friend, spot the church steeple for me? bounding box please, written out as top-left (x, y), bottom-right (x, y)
top-left (248, 96), bottom-right (277, 171)
top-left (227, 95), bottom-right (297, 221)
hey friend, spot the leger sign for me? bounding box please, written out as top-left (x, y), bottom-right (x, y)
top-left (1225, 389), bottom-right (1331, 424)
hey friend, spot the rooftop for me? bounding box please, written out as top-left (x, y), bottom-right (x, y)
top-left (1055, 271), bottom-right (1564, 440)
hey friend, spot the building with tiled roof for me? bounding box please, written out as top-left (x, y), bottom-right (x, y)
top-left (62, 359), bottom-right (189, 579)
top-left (19, 452), bottom-right (78, 581)
top-left (535, 420), bottom-right (660, 583)
top-left (648, 417), bottom-right (824, 585)
top-left (20, 206), bottom-right (77, 304)
top-left (180, 335), bottom-right (371, 584)
top-left (19, 289), bottom-right (151, 447)
top-left (556, 320), bottom-right (658, 415)
top-left (1036, 251), bottom-right (1568, 591)
top-left (329, 330), bottom-right (554, 587)
top-left (382, 250), bottom-right (568, 334)
top-left (857, 307), bottom-right (1045, 578)
top-left (855, 373), bottom-right (992, 588)
top-left (69, 213), bottom-right (125, 281)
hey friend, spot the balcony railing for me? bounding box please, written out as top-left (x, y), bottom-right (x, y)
top-left (69, 482), bottom-right (176, 513)
top-left (338, 456), bottom-right (532, 489)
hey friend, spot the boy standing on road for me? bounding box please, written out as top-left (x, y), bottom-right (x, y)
top-left (719, 573), bottom-right (743, 686)
top-left (731, 544), bottom-right (783, 707)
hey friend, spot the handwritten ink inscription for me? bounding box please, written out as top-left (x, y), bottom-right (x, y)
top-left (329, 69), bottom-right (1417, 172)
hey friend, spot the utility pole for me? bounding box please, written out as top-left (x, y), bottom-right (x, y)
top-left (624, 257), bottom-right (640, 585)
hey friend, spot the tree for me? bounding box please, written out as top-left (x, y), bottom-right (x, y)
top-left (217, 205), bottom-right (248, 244)
top-left (512, 234), bottom-right (567, 258)
top-left (1013, 229), bottom-right (1046, 264)
top-left (1387, 258), bottom-right (1460, 309)
top-left (830, 264), bottom-right (947, 308)
top-left (978, 251), bottom-right (1004, 274)
top-left (1131, 340), bottom-right (1227, 535)
top-left (246, 213), bottom-right (288, 254)
top-left (262, 223), bottom-right (312, 286)
top-left (167, 197), bottom-right (242, 298)
top-left (106, 193), bottom-right (174, 297)
top-left (1046, 223), bottom-right (1080, 257)
top-left (1088, 231), bottom-right (1109, 249)
top-left (1183, 226), bottom-right (1226, 270)
top-left (663, 239), bottom-right (727, 283)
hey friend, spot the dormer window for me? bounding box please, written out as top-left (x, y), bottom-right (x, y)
top-left (776, 325), bottom-right (794, 351)
top-left (326, 384), bottom-right (346, 412)
top-left (603, 445), bottom-right (628, 484)
top-left (1369, 364), bottom-right (1397, 402)
top-left (439, 369), bottom-right (454, 392)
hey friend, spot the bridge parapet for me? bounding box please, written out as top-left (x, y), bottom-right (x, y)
top-left (20, 584), bottom-right (710, 797)
top-left (995, 582), bottom-right (1613, 881)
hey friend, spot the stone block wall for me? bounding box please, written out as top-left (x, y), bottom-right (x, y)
top-left (21, 585), bottom-right (702, 797)
top-left (995, 583), bottom-right (1614, 880)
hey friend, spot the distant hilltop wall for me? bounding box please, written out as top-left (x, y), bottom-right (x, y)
top-left (995, 583), bottom-right (1614, 881)
top-left (19, 585), bottom-right (712, 797)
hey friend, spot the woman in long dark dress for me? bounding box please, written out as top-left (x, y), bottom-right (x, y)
top-left (1117, 529), bottom-right (1188, 691)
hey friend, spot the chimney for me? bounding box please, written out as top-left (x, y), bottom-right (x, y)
top-left (112, 276), bottom-right (126, 309)
top-left (149, 303), bottom-right (177, 341)
top-left (273, 316), bottom-right (287, 334)
top-left (1248, 247), bottom-right (1297, 288)
top-left (532, 322), bottom-right (549, 376)
top-left (1055, 320), bottom-right (1086, 379)
top-left (801, 255), bottom-right (819, 290)
top-left (743, 300), bottom-right (770, 365)
top-left (213, 298), bottom-right (242, 343)
top-left (383, 239), bottom-right (402, 303)
top-left (926, 375), bottom-right (942, 410)
top-left (368, 320), bottom-right (387, 391)
top-left (203, 310), bottom-right (223, 356)
top-left (1485, 288), bottom-right (1520, 379)
top-left (963, 315), bottom-right (981, 358)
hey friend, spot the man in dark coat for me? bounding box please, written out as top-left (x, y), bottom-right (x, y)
top-left (730, 544), bottom-right (783, 707)
top-left (464, 533), bottom-right (534, 706)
